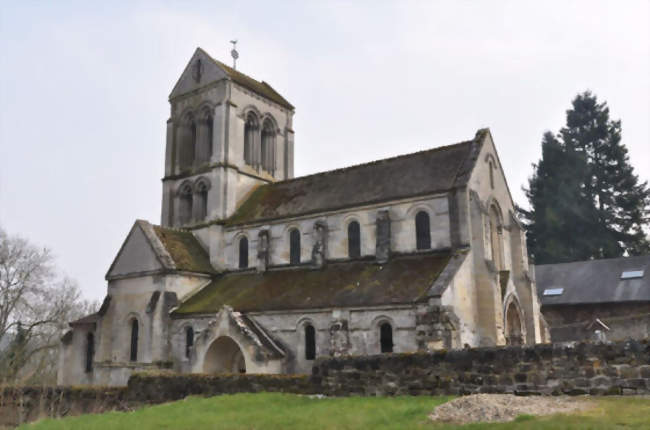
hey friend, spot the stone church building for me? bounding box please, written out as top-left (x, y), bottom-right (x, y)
top-left (58, 48), bottom-right (543, 386)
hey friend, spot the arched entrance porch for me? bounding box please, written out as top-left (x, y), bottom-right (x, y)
top-left (203, 336), bottom-right (246, 374)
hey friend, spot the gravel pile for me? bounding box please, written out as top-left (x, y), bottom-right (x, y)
top-left (429, 394), bottom-right (588, 424)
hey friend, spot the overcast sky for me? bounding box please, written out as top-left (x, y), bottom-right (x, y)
top-left (1, 1), bottom-right (648, 301)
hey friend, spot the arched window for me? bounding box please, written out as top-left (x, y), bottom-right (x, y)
top-left (189, 121), bottom-right (197, 166)
top-left (178, 182), bottom-right (193, 225)
top-left (261, 119), bottom-right (276, 173)
top-left (380, 322), bottom-right (393, 353)
top-left (489, 205), bottom-right (503, 269)
top-left (129, 319), bottom-right (139, 362)
top-left (239, 236), bottom-right (249, 269)
top-left (347, 221), bottom-right (361, 258)
top-left (304, 324), bottom-right (316, 360)
top-left (185, 326), bottom-right (194, 359)
top-left (289, 229), bottom-right (301, 264)
top-left (415, 211), bottom-right (431, 250)
top-left (205, 114), bottom-right (213, 161)
top-left (194, 180), bottom-right (209, 221)
top-left (85, 332), bottom-right (94, 373)
top-left (489, 161), bottom-right (495, 189)
top-left (244, 112), bottom-right (258, 167)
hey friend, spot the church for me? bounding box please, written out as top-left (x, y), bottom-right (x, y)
top-left (58, 48), bottom-right (544, 386)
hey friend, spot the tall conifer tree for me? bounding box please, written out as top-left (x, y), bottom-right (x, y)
top-left (522, 92), bottom-right (649, 263)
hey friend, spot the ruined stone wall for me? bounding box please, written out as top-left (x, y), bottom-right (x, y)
top-left (312, 340), bottom-right (650, 397)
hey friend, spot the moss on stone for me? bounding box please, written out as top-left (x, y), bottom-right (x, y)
top-left (152, 226), bottom-right (214, 274)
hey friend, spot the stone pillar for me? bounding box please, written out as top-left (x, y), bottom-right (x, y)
top-left (312, 221), bottom-right (328, 268)
top-left (375, 210), bottom-right (391, 263)
top-left (257, 230), bottom-right (270, 272)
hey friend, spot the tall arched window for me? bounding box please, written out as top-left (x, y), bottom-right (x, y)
top-left (489, 161), bottom-right (495, 189)
top-left (185, 326), bottom-right (194, 359)
top-left (129, 319), bottom-right (139, 362)
top-left (239, 236), bottom-right (249, 269)
top-left (189, 121), bottom-right (197, 166)
top-left (85, 332), bottom-right (94, 373)
top-left (489, 205), bottom-right (503, 269)
top-left (205, 114), bottom-right (214, 161)
top-left (261, 119), bottom-right (276, 173)
top-left (244, 112), bottom-right (258, 167)
top-left (304, 324), bottom-right (316, 360)
top-left (380, 322), bottom-right (393, 353)
top-left (289, 229), bottom-right (301, 265)
top-left (194, 180), bottom-right (209, 221)
top-left (178, 182), bottom-right (193, 225)
top-left (415, 211), bottom-right (431, 250)
top-left (347, 221), bottom-right (361, 258)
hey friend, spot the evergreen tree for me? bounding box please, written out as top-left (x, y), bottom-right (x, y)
top-left (522, 91), bottom-right (650, 263)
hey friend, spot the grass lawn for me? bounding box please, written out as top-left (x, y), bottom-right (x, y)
top-left (18, 393), bottom-right (650, 430)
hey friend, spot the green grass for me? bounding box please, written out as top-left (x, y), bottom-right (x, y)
top-left (18, 393), bottom-right (650, 430)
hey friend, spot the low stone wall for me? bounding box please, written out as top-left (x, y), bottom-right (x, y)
top-left (0, 386), bottom-right (129, 428)
top-left (312, 339), bottom-right (650, 396)
top-left (125, 372), bottom-right (317, 403)
top-left (2, 340), bottom-right (648, 427)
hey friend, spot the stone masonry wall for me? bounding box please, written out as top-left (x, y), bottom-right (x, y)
top-left (312, 339), bottom-right (650, 397)
top-left (3, 340), bottom-right (649, 427)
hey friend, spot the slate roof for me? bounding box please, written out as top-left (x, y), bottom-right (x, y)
top-left (151, 224), bottom-right (214, 274)
top-left (200, 48), bottom-right (294, 110)
top-left (535, 255), bottom-right (650, 306)
top-left (226, 131), bottom-right (485, 226)
top-left (173, 252), bottom-right (451, 315)
top-left (69, 313), bottom-right (100, 326)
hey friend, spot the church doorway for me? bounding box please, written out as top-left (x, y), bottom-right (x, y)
top-left (203, 336), bottom-right (246, 374)
top-left (505, 301), bottom-right (524, 346)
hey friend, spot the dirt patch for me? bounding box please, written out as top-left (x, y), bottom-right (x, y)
top-left (429, 394), bottom-right (589, 424)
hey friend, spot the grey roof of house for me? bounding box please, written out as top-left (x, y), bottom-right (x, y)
top-left (535, 255), bottom-right (650, 306)
top-left (226, 129), bottom-right (486, 226)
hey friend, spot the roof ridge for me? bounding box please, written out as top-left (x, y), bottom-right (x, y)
top-left (268, 138), bottom-right (475, 187)
top-left (536, 254), bottom-right (650, 267)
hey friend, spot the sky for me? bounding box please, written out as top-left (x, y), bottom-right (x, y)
top-left (1, 1), bottom-right (648, 302)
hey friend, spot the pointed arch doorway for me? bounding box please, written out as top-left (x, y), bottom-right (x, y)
top-left (203, 336), bottom-right (246, 374)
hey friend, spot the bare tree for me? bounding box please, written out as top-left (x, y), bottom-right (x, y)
top-left (0, 226), bottom-right (97, 384)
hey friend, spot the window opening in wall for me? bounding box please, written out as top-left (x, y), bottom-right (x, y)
top-left (348, 221), bottom-right (361, 258)
top-left (185, 326), bottom-right (194, 359)
top-left (289, 229), bottom-right (301, 264)
top-left (195, 181), bottom-right (208, 221)
top-left (206, 115), bottom-right (214, 160)
top-left (130, 319), bottom-right (138, 362)
top-left (489, 161), bottom-right (495, 189)
top-left (305, 324), bottom-right (316, 360)
top-left (415, 211), bottom-right (431, 250)
top-left (244, 112), bottom-right (258, 167)
top-left (380, 322), bottom-right (393, 353)
top-left (179, 183), bottom-right (193, 225)
top-left (189, 121), bottom-right (197, 166)
top-left (85, 332), bottom-right (94, 373)
top-left (261, 119), bottom-right (275, 173)
top-left (239, 236), bottom-right (249, 269)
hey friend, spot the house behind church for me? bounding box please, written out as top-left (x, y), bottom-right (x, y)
top-left (536, 255), bottom-right (650, 343)
top-left (58, 48), bottom-right (543, 386)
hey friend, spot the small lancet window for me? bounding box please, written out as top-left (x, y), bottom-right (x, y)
top-left (289, 229), bottom-right (301, 265)
top-left (489, 160), bottom-right (495, 189)
top-left (239, 236), bottom-right (249, 269)
top-left (185, 326), bottom-right (194, 359)
top-left (261, 119), bottom-right (276, 173)
top-left (348, 221), bottom-right (361, 258)
top-left (129, 319), bottom-right (139, 362)
top-left (415, 211), bottom-right (431, 250)
top-left (244, 112), bottom-right (258, 167)
top-left (380, 322), bottom-right (393, 353)
top-left (179, 183), bottom-right (193, 225)
top-left (195, 180), bottom-right (208, 221)
top-left (85, 332), bottom-right (94, 373)
top-left (305, 324), bottom-right (316, 360)
top-left (205, 114), bottom-right (214, 161)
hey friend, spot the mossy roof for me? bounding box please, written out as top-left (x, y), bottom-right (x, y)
top-left (199, 48), bottom-right (293, 110)
top-left (173, 252), bottom-right (451, 315)
top-left (226, 138), bottom-right (479, 226)
top-left (152, 225), bottom-right (214, 274)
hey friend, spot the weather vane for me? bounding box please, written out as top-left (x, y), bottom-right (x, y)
top-left (230, 40), bottom-right (239, 69)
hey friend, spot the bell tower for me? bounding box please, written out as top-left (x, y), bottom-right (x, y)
top-left (160, 47), bottom-right (295, 230)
